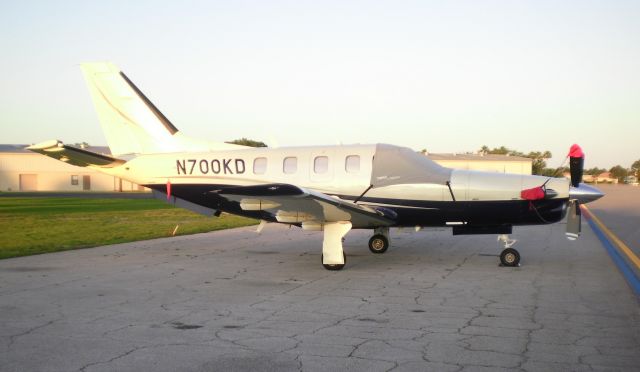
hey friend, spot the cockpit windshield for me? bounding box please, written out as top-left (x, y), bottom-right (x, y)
top-left (370, 144), bottom-right (452, 187)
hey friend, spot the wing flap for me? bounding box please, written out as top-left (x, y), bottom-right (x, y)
top-left (218, 184), bottom-right (395, 228)
top-left (27, 140), bottom-right (125, 168)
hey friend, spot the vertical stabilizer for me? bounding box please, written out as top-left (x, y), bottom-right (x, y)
top-left (80, 62), bottom-right (244, 156)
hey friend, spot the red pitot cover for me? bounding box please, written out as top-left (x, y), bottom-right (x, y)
top-left (521, 186), bottom-right (545, 200)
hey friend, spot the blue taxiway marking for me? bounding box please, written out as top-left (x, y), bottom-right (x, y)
top-left (585, 210), bottom-right (640, 297)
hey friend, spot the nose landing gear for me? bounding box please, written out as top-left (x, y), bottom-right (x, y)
top-left (498, 234), bottom-right (520, 267)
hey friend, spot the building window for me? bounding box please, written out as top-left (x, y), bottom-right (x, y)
top-left (253, 157), bottom-right (267, 174)
top-left (314, 156), bottom-right (328, 174)
top-left (71, 175), bottom-right (79, 185)
top-left (345, 155), bottom-right (360, 173)
top-left (283, 157), bottom-right (297, 174)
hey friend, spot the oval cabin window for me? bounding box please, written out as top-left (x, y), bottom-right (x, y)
top-left (314, 156), bottom-right (329, 174)
top-left (345, 155), bottom-right (360, 173)
top-left (253, 157), bottom-right (267, 174)
top-left (283, 157), bottom-right (297, 174)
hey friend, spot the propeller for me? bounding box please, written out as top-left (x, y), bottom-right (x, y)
top-left (568, 144), bottom-right (584, 187)
top-left (566, 144), bottom-right (584, 240)
top-left (566, 199), bottom-right (581, 240)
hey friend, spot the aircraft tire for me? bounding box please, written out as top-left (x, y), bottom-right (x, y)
top-left (321, 253), bottom-right (346, 271)
top-left (368, 234), bottom-right (389, 254)
top-left (500, 248), bottom-right (520, 267)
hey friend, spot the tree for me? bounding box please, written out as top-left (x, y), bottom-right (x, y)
top-left (527, 151), bottom-right (552, 176)
top-left (486, 146), bottom-right (512, 155)
top-left (72, 142), bottom-right (90, 149)
top-left (541, 168), bottom-right (558, 177)
top-left (226, 138), bottom-right (267, 147)
top-left (478, 146), bottom-right (551, 175)
top-left (585, 167), bottom-right (606, 175)
top-left (632, 159), bottom-right (640, 178)
top-left (541, 166), bottom-right (569, 177)
top-left (609, 165), bottom-right (628, 182)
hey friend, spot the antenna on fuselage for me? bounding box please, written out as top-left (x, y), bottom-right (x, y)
top-left (446, 181), bottom-right (456, 202)
top-left (353, 185), bottom-right (373, 204)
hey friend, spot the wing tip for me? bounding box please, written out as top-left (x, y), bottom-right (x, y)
top-left (26, 140), bottom-right (62, 151)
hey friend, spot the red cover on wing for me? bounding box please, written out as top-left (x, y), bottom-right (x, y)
top-left (568, 144), bottom-right (584, 158)
top-left (521, 186), bottom-right (545, 200)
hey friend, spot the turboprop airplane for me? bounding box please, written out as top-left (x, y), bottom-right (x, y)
top-left (28, 62), bottom-right (604, 270)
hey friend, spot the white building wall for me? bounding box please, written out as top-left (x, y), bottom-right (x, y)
top-left (432, 159), bottom-right (532, 175)
top-left (0, 153), bottom-right (145, 192)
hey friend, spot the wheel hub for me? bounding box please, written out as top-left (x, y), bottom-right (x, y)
top-left (505, 253), bottom-right (515, 263)
top-left (372, 239), bottom-right (384, 250)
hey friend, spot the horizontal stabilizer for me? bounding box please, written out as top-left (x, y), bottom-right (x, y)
top-left (26, 140), bottom-right (125, 168)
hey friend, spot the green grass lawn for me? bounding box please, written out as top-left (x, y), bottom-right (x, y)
top-left (0, 197), bottom-right (257, 259)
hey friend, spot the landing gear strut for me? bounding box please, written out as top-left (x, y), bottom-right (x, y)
top-left (321, 221), bottom-right (352, 271)
top-left (368, 227), bottom-right (390, 254)
top-left (498, 234), bottom-right (520, 267)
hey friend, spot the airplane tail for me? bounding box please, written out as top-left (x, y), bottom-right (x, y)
top-left (80, 62), bottom-right (244, 156)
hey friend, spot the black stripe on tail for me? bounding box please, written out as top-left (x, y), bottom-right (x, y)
top-left (119, 72), bottom-right (179, 135)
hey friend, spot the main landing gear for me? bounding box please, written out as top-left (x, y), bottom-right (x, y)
top-left (322, 253), bottom-right (346, 271)
top-left (368, 227), bottom-right (390, 254)
top-left (320, 225), bottom-right (391, 271)
top-left (321, 222), bottom-right (352, 271)
top-left (498, 234), bottom-right (520, 267)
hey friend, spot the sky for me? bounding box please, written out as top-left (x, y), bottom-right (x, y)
top-left (1, 0), bottom-right (638, 169)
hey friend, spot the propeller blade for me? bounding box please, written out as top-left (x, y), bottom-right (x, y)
top-left (566, 200), bottom-right (581, 240)
top-left (569, 144), bottom-right (584, 188)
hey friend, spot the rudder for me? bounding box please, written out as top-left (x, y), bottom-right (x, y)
top-left (80, 62), bottom-right (244, 156)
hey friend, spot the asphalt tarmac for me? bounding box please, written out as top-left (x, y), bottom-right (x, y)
top-left (1, 194), bottom-right (639, 371)
top-left (587, 184), bottom-right (640, 258)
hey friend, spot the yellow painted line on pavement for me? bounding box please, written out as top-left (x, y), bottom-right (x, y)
top-left (582, 205), bottom-right (640, 270)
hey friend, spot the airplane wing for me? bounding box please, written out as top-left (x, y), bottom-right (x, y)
top-left (217, 183), bottom-right (396, 228)
top-left (27, 140), bottom-right (125, 168)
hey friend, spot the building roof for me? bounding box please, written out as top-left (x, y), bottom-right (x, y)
top-left (427, 153), bottom-right (532, 162)
top-left (0, 144), bottom-right (30, 153)
top-left (598, 172), bottom-right (614, 178)
top-left (0, 144), bottom-right (111, 155)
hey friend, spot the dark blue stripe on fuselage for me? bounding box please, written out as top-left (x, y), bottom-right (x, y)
top-left (146, 184), bottom-right (567, 228)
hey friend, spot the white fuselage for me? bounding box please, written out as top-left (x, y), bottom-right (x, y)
top-left (96, 143), bottom-right (570, 204)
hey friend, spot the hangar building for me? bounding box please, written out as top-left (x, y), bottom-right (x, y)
top-left (427, 153), bottom-right (532, 174)
top-left (0, 145), bottom-right (144, 192)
